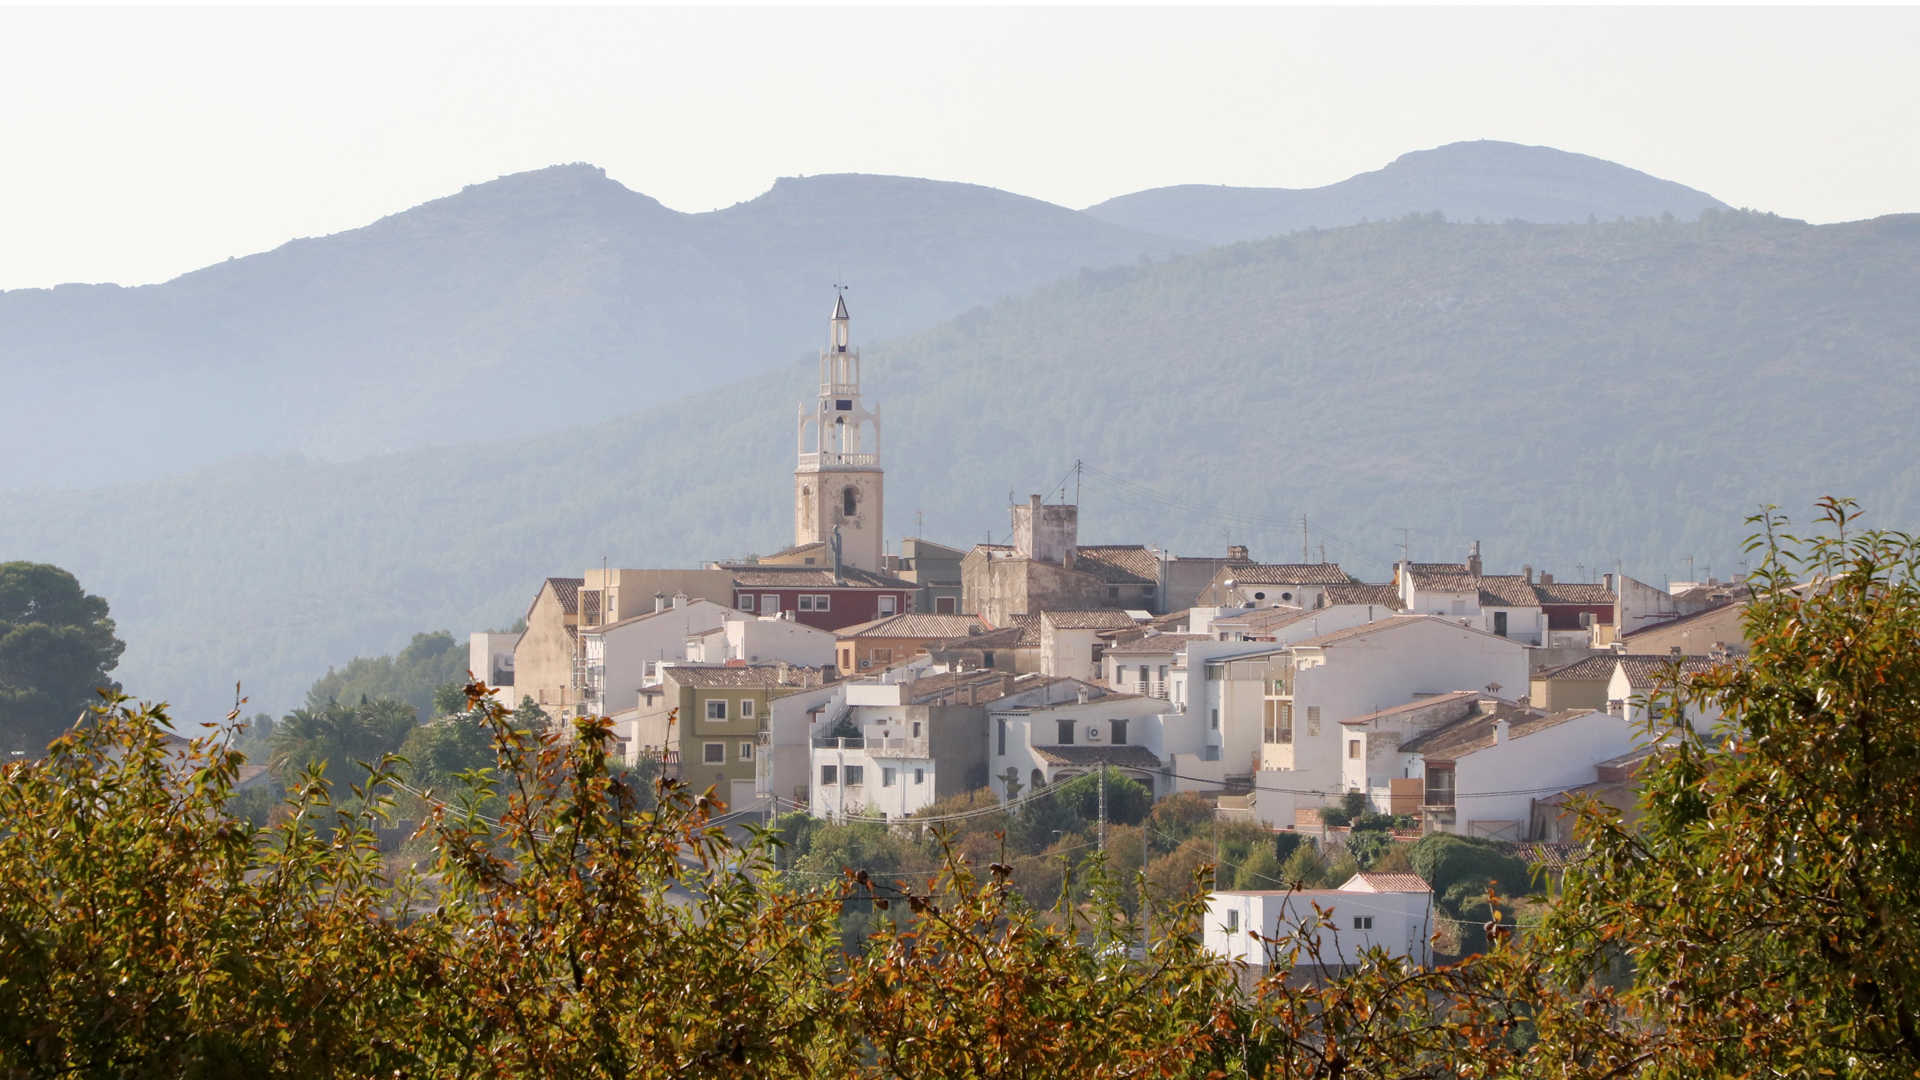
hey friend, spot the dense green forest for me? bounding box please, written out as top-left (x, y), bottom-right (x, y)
top-left (7, 209), bottom-right (1920, 721)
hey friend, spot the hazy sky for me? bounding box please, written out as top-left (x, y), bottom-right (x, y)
top-left (2, 5), bottom-right (1915, 290)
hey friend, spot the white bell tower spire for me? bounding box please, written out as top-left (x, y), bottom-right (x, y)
top-left (794, 290), bottom-right (884, 572)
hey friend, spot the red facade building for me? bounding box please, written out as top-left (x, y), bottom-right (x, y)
top-left (724, 564), bottom-right (916, 632)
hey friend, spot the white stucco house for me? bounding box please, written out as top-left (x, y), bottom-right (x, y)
top-left (1396, 550), bottom-right (1548, 646)
top-left (1395, 704), bottom-right (1640, 840)
top-left (809, 667), bottom-right (1013, 820)
top-left (1247, 615), bottom-right (1531, 828)
top-left (1604, 653), bottom-right (1724, 730)
top-left (1039, 609), bottom-right (1140, 682)
top-left (1206, 872), bottom-right (1436, 970)
top-left (685, 611), bottom-right (839, 669)
top-left (579, 598), bottom-right (732, 717)
top-left (988, 678), bottom-right (1168, 800)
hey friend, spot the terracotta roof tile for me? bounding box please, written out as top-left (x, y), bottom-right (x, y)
top-left (1041, 609), bottom-right (1141, 631)
top-left (1320, 583), bottom-right (1405, 609)
top-left (1224, 563), bottom-right (1356, 586)
top-left (663, 664), bottom-right (825, 690)
top-left (1102, 633), bottom-right (1208, 656)
top-left (547, 577), bottom-right (584, 614)
top-left (721, 564), bottom-right (915, 589)
top-left (1071, 545), bottom-right (1159, 585)
top-left (1532, 581), bottom-right (1614, 605)
top-left (1537, 653), bottom-right (1719, 684)
top-left (837, 613), bottom-right (989, 639)
top-left (1346, 872), bottom-right (1432, 893)
top-left (1397, 702), bottom-right (1587, 760)
top-left (1033, 745), bottom-right (1164, 770)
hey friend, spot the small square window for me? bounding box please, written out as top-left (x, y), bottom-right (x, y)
top-left (878, 595), bottom-right (897, 617)
top-left (703, 742), bottom-right (724, 764)
top-left (845, 765), bottom-right (864, 786)
top-left (1348, 740), bottom-right (1362, 759)
top-left (1226, 909), bottom-right (1240, 933)
top-left (738, 741), bottom-right (754, 760)
top-left (761, 594), bottom-right (778, 613)
top-left (1353, 915), bottom-right (1373, 931)
top-left (738, 594), bottom-right (756, 612)
top-left (814, 594), bottom-right (831, 612)
top-left (706, 700), bottom-right (727, 722)
top-left (798, 595), bottom-right (816, 612)
top-left (913, 768), bottom-right (925, 785)
top-left (820, 764), bottom-right (837, 785)
top-left (882, 767), bottom-right (896, 787)
top-left (740, 698), bottom-right (755, 719)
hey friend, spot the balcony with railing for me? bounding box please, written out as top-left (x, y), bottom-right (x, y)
top-left (812, 734), bottom-right (930, 758)
top-left (797, 450), bottom-right (878, 470)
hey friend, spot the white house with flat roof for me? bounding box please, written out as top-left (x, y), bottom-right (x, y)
top-left (686, 612), bottom-right (839, 669)
top-left (1206, 872), bottom-right (1435, 970)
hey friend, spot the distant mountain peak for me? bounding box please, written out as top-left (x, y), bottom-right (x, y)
top-left (1085, 141), bottom-right (1729, 244)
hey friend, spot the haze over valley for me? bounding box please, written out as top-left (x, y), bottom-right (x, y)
top-left (4, 140), bottom-right (1916, 720)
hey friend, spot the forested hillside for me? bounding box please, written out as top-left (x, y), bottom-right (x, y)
top-left (1085, 140), bottom-right (1727, 244)
top-left (0, 165), bottom-right (1184, 489)
top-left (2, 142), bottom-right (1732, 492)
top-left (7, 209), bottom-right (1919, 721)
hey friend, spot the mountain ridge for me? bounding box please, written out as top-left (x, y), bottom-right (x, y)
top-left (1083, 139), bottom-right (1731, 244)
top-left (6, 209), bottom-right (1917, 722)
top-left (3, 141), bottom-right (1736, 492)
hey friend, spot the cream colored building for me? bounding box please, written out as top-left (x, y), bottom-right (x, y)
top-left (512, 577), bottom-right (584, 713)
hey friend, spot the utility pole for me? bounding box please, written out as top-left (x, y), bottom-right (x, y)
top-left (1401, 528), bottom-right (1412, 567)
top-left (1098, 766), bottom-right (1107, 854)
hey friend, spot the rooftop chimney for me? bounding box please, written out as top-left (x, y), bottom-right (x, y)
top-left (1602, 572), bottom-right (1615, 592)
top-left (672, 592), bottom-right (688, 609)
top-left (1228, 545), bottom-right (1249, 562)
top-left (1493, 717), bottom-right (1510, 744)
top-left (1539, 572), bottom-right (1554, 586)
top-left (1076, 687), bottom-right (1090, 705)
top-left (654, 592), bottom-right (667, 614)
top-left (1467, 541), bottom-right (1484, 578)
top-left (1522, 565), bottom-right (1533, 583)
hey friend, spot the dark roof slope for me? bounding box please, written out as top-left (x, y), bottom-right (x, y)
top-left (1533, 581), bottom-right (1614, 605)
top-left (1072, 545), bottom-right (1159, 584)
top-left (1398, 703), bottom-right (1584, 759)
top-left (1320, 582), bottom-right (1405, 609)
top-left (1034, 745), bottom-right (1164, 770)
top-left (837, 613), bottom-right (988, 639)
top-left (722, 564), bottom-right (916, 589)
top-left (1102, 633), bottom-right (1207, 656)
top-left (1536, 653), bottom-right (1719, 684)
top-left (664, 664), bottom-right (826, 690)
top-left (1042, 609), bottom-right (1140, 630)
top-left (1225, 563), bottom-right (1356, 585)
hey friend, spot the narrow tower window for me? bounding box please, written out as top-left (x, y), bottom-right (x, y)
top-left (842, 486), bottom-right (858, 518)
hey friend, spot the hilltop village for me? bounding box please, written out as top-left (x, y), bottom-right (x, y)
top-left (475, 297), bottom-right (1748, 962)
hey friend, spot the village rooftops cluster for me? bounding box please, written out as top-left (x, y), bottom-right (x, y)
top-left (466, 298), bottom-right (1766, 972)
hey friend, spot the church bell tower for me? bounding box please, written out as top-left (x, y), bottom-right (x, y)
top-left (795, 291), bottom-right (884, 572)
